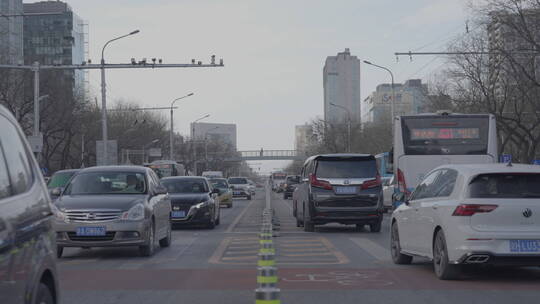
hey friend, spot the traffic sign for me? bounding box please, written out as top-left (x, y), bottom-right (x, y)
top-left (27, 134), bottom-right (43, 153)
top-left (500, 154), bottom-right (512, 163)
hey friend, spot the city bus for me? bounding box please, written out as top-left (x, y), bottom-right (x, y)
top-left (144, 160), bottom-right (186, 178)
top-left (375, 152), bottom-right (392, 178)
top-left (270, 172), bottom-right (287, 191)
top-left (390, 112), bottom-right (498, 208)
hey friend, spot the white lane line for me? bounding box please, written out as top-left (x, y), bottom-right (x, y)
top-left (350, 237), bottom-right (391, 262)
top-left (225, 198), bottom-right (255, 233)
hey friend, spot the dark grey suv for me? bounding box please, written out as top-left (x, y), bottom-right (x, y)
top-left (292, 154), bottom-right (384, 232)
top-left (0, 105), bottom-right (59, 304)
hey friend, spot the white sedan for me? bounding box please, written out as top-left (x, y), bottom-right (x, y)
top-left (390, 163), bottom-right (540, 280)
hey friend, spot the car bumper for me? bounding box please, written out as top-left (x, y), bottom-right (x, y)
top-left (55, 219), bottom-right (150, 247)
top-left (232, 190), bottom-right (249, 197)
top-left (170, 206), bottom-right (213, 225)
top-left (456, 252), bottom-right (540, 266)
top-left (311, 208), bottom-right (383, 225)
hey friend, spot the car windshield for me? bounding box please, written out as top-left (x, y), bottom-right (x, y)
top-left (64, 172), bottom-right (147, 195)
top-left (162, 179), bottom-right (208, 193)
top-left (210, 179), bottom-right (228, 188)
top-left (469, 173), bottom-right (540, 198)
top-left (316, 159), bottom-right (377, 178)
top-left (47, 171), bottom-right (76, 188)
top-left (229, 178), bottom-right (248, 184)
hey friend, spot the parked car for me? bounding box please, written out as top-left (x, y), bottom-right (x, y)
top-left (283, 175), bottom-right (301, 199)
top-left (391, 163), bottom-right (540, 280)
top-left (53, 166), bottom-right (172, 257)
top-left (0, 105), bottom-right (59, 304)
top-left (162, 177), bottom-right (221, 228)
top-left (228, 177), bottom-right (252, 200)
top-left (209, 178), bottom-right (233, 208)
top-left (293, 154), bottom-right (384, 232)
top-left (47, 169), bottom-right (79, 201)
top-left (382, 175), bottom-right (395, 211)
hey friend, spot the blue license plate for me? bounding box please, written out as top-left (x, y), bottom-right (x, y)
top-left (510, 240), bottom-right (540, 253)
top-left (171, 211), bottom-right (186, 218)
top-left (335, 186), bottom-right (357, 195)
top-left (233, 191), bottom-right (241, 195)
top-left (76, 226), bottom-right (106, 236)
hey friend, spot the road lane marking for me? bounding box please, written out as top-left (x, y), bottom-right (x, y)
top-left (350, 237), bottom-right (391, 262)
top-left (225, 198), bottom-right (256, 233)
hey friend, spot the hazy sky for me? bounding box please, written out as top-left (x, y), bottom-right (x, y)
top-left (64, 0), bottom-right (470, 172)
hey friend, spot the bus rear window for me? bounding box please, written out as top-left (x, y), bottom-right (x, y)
top-left (402, 116), bottom-right (489, 155)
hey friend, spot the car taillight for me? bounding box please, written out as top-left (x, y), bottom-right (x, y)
top-left (452, 204), bottom-right (498, 216)
top-left (361, 174), bottom-right (381, 190)
top-left (397, 169), bottom-right (410, 195)
top-left (309, 174), bottom-right (332, 190)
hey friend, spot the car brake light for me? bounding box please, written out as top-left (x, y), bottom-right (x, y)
top-left (452, 204), bottom-right (498, 216)
top-left (361, 174), bottom-right (381, 190)
top-left (397, 169), bottom-right (410, 195)
top-left (309, 174), bottom-right (332, 190)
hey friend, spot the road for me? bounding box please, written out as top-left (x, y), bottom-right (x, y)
top-left (58, 188), bottom-right (540, 304)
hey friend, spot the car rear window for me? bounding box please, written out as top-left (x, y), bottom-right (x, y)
top-left (469, 173), bottom-right (540, 198)
top-left (315, 159), bottom-right (377, 178)
top-left (229, 178), bottom-right (248, 184)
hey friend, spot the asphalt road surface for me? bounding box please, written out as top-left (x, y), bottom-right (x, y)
top-left (58, 188), bottom-right (540, 304)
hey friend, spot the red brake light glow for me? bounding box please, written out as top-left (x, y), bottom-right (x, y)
top-left (309, 174), bottom-right (333, 190)
top-left (361, 174), bottom-right (381, 190)
top-left (397, 169), bottom-right (410, 195)
top-left (452, 204), bottom-right (498, 216)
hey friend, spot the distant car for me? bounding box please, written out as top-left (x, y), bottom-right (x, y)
top-left (382, 176), bottom-right (394, 211)
top-left (162, 177), bottom-right (221, 228)
top-left (283, 175), bottom-right (301, 199)
top-left (0, 105), bottom-right (59, 304)
top-left (209, 178), bottom-right (233, 208)
top-left (53, 166), bottom-right (172, 257)
top-left (47, 169), bottom-right (79, 200)
top-left (228, 177), bottom-right (252, 200)
top-left (391, 164), bottom-right (540, 280)
top-left (293, 154), bottom-right (384, 232)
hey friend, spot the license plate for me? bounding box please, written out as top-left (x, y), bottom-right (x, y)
top-left (509, 240), bottom-right (540, 253)
top-left (76, 226), bottom-right (106, 236)
top-left (335, 186), bottom-right (357, 195)
top-left (233, 191), bottom-right (241, 195)
top-left (171, 211), bottom-right (186, 218)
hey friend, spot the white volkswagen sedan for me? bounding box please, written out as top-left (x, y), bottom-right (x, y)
top-left (390, 163), bottom-right (540, 280)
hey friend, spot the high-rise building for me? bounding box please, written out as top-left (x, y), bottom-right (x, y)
top-left (191, 122), bottom-right (237, 150)
top-left (361, 79), bottom-right (428, 125)
top-left (0, 0), bottom-right (23, 64)
top-left (323, 48), bottom-right (361, 123)
top-left (294, 124), bottom-right (314, 153)
top-left (23, 1), bottom-right (85, 96)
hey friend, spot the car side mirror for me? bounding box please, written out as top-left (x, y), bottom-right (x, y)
top-left (50, 187), bottom-right (63, 197)
top-left (394, 192), bottom-right (407, 204)
top-left (154, 186), bottom-right (168, 195)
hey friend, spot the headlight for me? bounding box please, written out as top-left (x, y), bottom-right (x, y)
top-left (121, 203), bottom-right (145, 221)
top-left (50, 204), bottom-right (67, 222)
top-left (194, 200), bottom-right (209, 209)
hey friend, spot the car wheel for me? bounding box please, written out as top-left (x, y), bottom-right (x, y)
top-left (216, 211), bottom-right (221, 226)
top-left (140, 222), bottom-right (155, 257)
top-left (303, 208), bottom-right (315, 232)
top-left (247, 195), bottom-right (252, 200)
top-left (433, 229), bottom-right (461, 280)
top-left (390, 222), bottom-right (413, 265)
top-left (159, 222), bottom-right (172, 248)
top-left (35, 282), bottom-right (54, 304)
top-left (207, 216), bottom-right (216, 229)
top-left (56, 246), bottom-right (63, 259)
top-left (370, 220), bottom-right (382, 233)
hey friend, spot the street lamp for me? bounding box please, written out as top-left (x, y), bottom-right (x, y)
top-left (100, 29), bottom-right (140, 165)
top-left (363, 60), bottom-right (396, 125)
top-left (191, 114), bottom-right (210, 175)
top-left (169, 93), bottom-right (195, 160)
top-left (330, 102), bottom-right (352, 153)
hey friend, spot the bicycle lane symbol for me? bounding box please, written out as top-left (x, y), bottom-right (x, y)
top-left (282, 271), bottom-right (394, 288)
